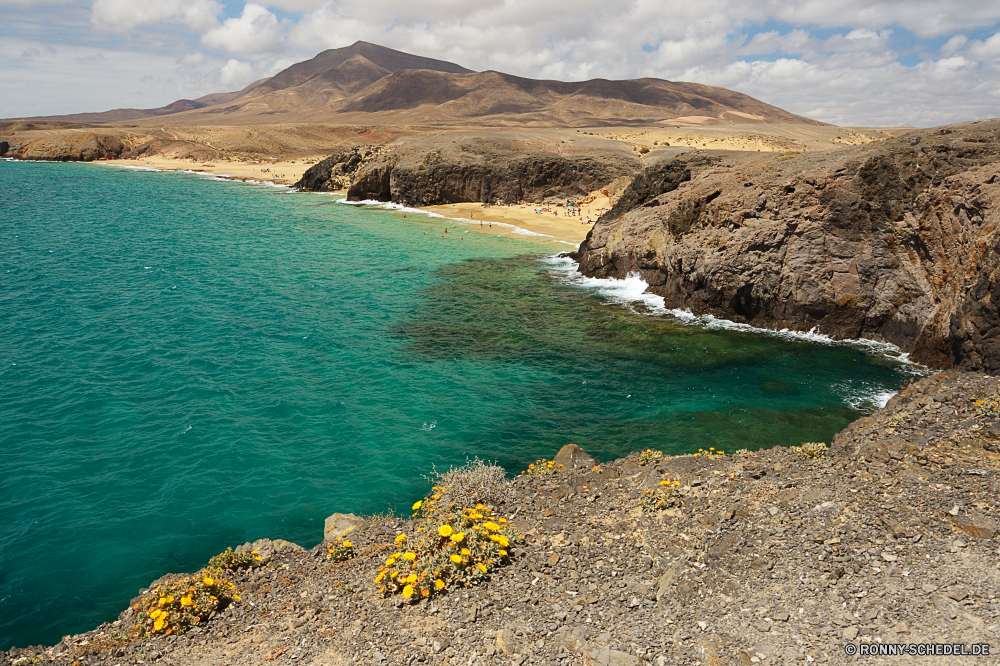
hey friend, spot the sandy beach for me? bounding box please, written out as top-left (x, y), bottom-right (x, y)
top-left (99, 156), bottom-right (315, 185)
top-left (423, 199), bottom-right (612, 245)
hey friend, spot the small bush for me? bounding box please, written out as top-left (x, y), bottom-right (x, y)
top-left (426, 457), bottom-right (516, 507)
top-left (376, 498), bottom-right (520, 602)
top-left (521, 459), bottom-right (561, 478)
top-left (207, 547), bottom-right (262, 571)
top-left (734, 449), bottom-right (755, 459)
top-left (640, 479), bottom-right (684, 512)
top-left (132, 571), bottom-right (239, 637)
top-left (636, 449), bottom-right (663, 466)
top-left (791, 442), bottom-right (828, 460)
top-left (327, 538), bottom-right (354, 563)
top-left (693, 447), bottom-right (724, 458)
top-left (888, 411), bottom-right (911, 426)
top-left (975, 390), bottom-right (1000, 416)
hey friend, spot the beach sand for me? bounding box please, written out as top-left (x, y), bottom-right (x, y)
top-left (99, 156), bottom-right (314, 184)
top-left (423, 200), bottom-right (611, 245)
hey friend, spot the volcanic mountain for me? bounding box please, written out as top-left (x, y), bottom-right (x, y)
top-left (21, 41), bottom-right (824, 127)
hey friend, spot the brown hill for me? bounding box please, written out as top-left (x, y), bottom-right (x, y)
top-left (16, 41), bottom-right (823, 128)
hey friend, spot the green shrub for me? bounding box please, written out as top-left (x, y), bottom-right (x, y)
top-left (791, 442), bottom-right (828, 460)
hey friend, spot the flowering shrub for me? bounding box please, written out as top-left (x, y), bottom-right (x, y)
top-left (791, 442), bottom-right (828, 460)
top-left (132, 572), bottom-right (239, 637)
top-left (327, 538), bottom-right (354, 562)
top-left (376, 498), bottom-right (519, 601)
top-left (207, 547), bottom-right (262, 570)
top-left (640, 479), bottom-right (684, 512)
top-left (692, 447), bottom-right (724, 458)
top-left (975, 390), bottom-right (1000, 416)
top-left (521, 459), bottom-right (561, 477)
top-left (635, 449), bottom-right (663, 465)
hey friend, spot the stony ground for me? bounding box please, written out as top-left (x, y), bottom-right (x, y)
top-left (4, 370), bottom-right (1000, 666)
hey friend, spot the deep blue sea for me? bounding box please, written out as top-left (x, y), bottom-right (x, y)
top-left (0, 160), bottom-right (919, 649)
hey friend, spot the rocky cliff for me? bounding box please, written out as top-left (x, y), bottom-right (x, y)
top-left (3, 131), bottom-right (128, 161)
top-left (342, 134), bottom-right (642, 205)
top-left (573, 119), bottom-right (1000, 372)
top-left (292, 144), bottom-right (388, 191)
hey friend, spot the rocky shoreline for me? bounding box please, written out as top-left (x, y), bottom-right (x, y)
top-left (3, 370), bottom-right (999, 666)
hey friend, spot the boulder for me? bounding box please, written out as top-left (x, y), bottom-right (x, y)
top-left (323, 512), bottom-right (367, 543)
top-left (554, 443), bottom-right (599, 470)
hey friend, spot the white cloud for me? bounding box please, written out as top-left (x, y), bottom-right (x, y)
top-left (91, 0), bottom-right (221, 33)
top-left (202, 3), bottom-right (285, 55)
top-left (4, 0), bottom-right (1000, 125)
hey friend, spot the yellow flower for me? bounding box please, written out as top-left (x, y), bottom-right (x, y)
top-left (402, 585), bottom-right (414, 598)
top-left (659, 480), bottom-right (669, 486)
top-left (342, 541), bottom-right (352, 548)
top-left (491, 535), bottom-right (510, 547)
top-left (180, 596), bottom-right (192, 607)
top-left (438, 525), bottom-right (453, 537)
top-left (477, 563), bottom-right (487, 572)
top-left (405, 574), bottom-right (417, 583)
top-left (375, 572), bottom-right (385, 583)
top-left (483, 521), bottom-right (500, 531)
top-left (435, 579), bottom-right (446, 590)
top-left (390, 571), bottom-right (398, 578)
top-left (461, 548), bottom-right (471, 555)
top-left (153, 618), bottom-right (165, 632)
top-left (251, 550), bottom-right (258, 554)
top-left (499, 550), bottom-right (508, 556)
top-left (476, 503), bottom-right (485, 510)
top-left (385, 557), bottom-right (397, 566)
top-left (149, 609), bottom-right (161, 619)
top-left (158, 597), bottom-right (167, 606)
top-left (450, 532), bottom-right (465, 543)
top-left (233, 594), bottom-right (242, 601)
top-left (402, 552), bottom-right (416, 560)
top-left (499, 518), bottom-right (507, 524)
top-left (450, 554), bottom-right (462, 564)
top-left (412, 500), bottom-right (423, 510)
top-left (674, 481), bottom-right (680, 486)
top-left (431, 494), bottom-right (441, 500)
top-left (395, 534), bottom-right (406, 543)
top-left (202, 577), bottom-right (214, 586)
top-left (254, 556), bottom-right (263, 562)
top-left (421, 589), bottom-right (430, 597)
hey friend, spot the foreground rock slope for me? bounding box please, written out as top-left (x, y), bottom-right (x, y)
top-left (573, 119), bottom-right (1000, 371)
top-left (5, 372), bottom-right (999, 666)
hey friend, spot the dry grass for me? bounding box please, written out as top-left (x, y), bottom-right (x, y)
top-left (424, 457), bottom-right (517, 508)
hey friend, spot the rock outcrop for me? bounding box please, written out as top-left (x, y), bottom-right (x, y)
top-left (292, 144), bottom-right (388, 191)
top-left (6, 132), bottom-right (127, 161)
top-left (0, 141), bottom-right (9, 157)
top-left (573, 119), bottom-right (1000, 371)
top-left (343, 135), bottom-right (642, 205)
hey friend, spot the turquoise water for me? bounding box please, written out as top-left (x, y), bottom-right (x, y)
top-left (0, 160), bottom-right (917, 650)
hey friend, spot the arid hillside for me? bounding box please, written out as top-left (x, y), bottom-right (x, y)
top-left (14, 41), bottom-right (823, 129)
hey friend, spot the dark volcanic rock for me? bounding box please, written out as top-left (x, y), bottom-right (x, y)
top-left (0, 140), bottom-right (9, 157)
top-left (293, 144), bottom-right (388, 192)
top-left (573, 119), bottom-right (1000, 371)
top-left (347, 135), bottom-right (641, 205)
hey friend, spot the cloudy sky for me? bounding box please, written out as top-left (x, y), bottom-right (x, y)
top-left (2, 0), bottom-right (999, 126)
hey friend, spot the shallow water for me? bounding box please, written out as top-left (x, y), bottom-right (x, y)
top-left (0, 161), bottom-right (919, 649)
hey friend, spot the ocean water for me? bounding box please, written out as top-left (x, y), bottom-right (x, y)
top-left (0, 160), bottom-right (919, 650)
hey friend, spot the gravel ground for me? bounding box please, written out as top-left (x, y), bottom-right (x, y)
top-left (4, 370), bottom-right (999, 666)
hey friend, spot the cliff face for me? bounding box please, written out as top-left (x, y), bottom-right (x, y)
top-left (343, 135), bottom-right (642, 205)
top-left (292, 144), bottom-right (388, 192)
top-left (573, 120), bottom-right (1000, 371)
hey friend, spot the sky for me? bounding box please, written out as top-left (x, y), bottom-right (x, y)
top-left (1, 0), bottom-right (999, 126)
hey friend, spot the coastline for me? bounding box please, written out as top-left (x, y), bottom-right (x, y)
top-left (5, 369), bottom-right (998, 665)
